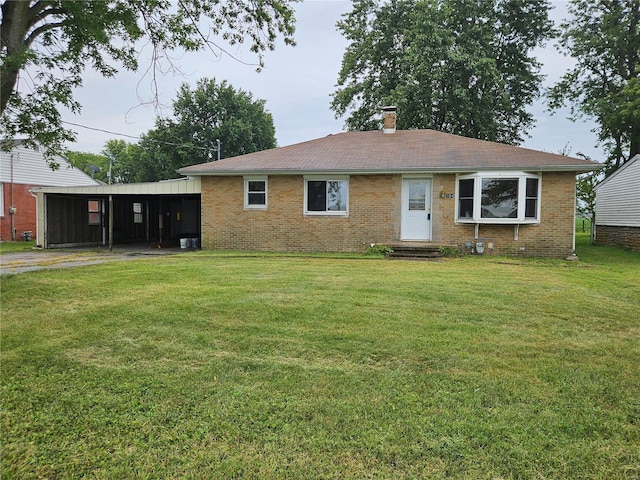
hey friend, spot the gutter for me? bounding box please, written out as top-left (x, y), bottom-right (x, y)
top-left (178, 164), bottom-right (604, 177)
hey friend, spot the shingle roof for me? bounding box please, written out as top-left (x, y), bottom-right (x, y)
top-left (178, 130), bottom-right (601, 176)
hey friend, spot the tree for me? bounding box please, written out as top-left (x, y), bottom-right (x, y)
top-left (331, 0), bottom-right (554, 145)
top-left (65, 150), bottom-right (110, 183)
top-left (133, 78), bottom-right (276, 182)
top-left (0, 0), bottom-right (297, 162)
top-left (576, 171), bottom-right (600, 245)
top-left (101, 139), bottom-right (150, 184)
top-left (548, 0), bottom-right (640, 174)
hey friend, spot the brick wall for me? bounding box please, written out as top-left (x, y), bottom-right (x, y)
top-left (0, 183), bottom-right (37, 241)
top-left (201, 171), bottom-right (578, 257)
top-left (201, 175), bottom-right (399, 252)
top-left (595, 225), bottom-right (640, 251)
top-left (434, 172), bottom-right (577, 258)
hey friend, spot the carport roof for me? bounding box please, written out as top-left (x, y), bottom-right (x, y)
top-left (32, 178), bottom-right (201, 195)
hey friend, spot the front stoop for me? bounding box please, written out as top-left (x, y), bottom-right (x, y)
top-left (386, 242), bottom-right (458, 260)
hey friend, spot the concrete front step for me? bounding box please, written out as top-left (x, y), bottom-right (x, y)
top-left (385, 242), bottom-right (458, 260)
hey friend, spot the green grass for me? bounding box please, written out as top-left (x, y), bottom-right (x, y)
top-left (1, 240), bottom-right (639, 478)
top-left (576, 217), bottom-right (592, 232)
top-left (0, 240), bottom-right (36, 254)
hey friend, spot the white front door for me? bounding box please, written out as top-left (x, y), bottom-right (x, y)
top-left (401, 178), bottom-right (432, 241)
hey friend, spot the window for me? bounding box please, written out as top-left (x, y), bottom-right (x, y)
top-left (0, 184), bottom-right (4, 217)
top-left (133, 202), bottom-right (143, 224)
top-left (456, 173), bottom-right (540, 223)
top-left (408, 182), bottom-right (426, 210)
top-left (304, 178), bottom-right (348, 215)
top-left (244, 177), bottom-right (267, 209)
top-left (458, 178), bottom-right (474, 219)
top-left (481, 178), bottom-right (518, 219)
top-left (88, 200), bottom-right (100, 225)
top-left (525, 178), bottom-right (539, 219)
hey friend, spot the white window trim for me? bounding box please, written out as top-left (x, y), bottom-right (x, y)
top-left (0, 183), bottom-right (4, 217)
top-left (455, 171), bottom-right (541, 224)
top-left (244, 176), bottom-right (268, 210)
top-left (303, 175), bottom-right (349, 216)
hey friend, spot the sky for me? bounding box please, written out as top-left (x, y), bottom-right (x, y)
top-left (57, 0), bottom-right (605, 162)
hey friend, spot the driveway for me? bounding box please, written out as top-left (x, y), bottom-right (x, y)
top-left (0, 246), bottom-right (187, 275)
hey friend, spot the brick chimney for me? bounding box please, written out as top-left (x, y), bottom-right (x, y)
top-left (382, 106), bottom-right (397, 134)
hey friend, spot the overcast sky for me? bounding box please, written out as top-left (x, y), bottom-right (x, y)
top-left (58, 0), bottom-right (604, 162)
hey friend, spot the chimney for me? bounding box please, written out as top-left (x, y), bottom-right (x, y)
top-left (382, 106), bottom-right (397, 134)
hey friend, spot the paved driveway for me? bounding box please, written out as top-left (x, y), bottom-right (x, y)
top-left (0, 246), bottom-right (185, 275)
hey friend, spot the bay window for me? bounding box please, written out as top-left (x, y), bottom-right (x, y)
top-left (456, 172), bottom-right (541, 223)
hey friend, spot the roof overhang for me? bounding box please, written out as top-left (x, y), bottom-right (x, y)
top-left (183, 165), bottom-right (603, 177)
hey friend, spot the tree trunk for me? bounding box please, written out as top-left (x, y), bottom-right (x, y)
top-left (630, 118), bottom-right (640, 161)
top-left (0, 1), bottom-right (31, 114)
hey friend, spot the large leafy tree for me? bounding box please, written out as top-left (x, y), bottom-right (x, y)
top-left (129, 78), bottom-right (277, 182)
top-left (548, 0), bottom-right (640, 174)
top-left (0, 0), bottom-right (296, 162)
top-left (331, 0), bottom-right (554, 145)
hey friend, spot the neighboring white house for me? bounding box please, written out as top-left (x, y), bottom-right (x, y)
top-left (1, 142), bottom-right (100, 241)
top-left (594, 154), bottom-right (640, 251)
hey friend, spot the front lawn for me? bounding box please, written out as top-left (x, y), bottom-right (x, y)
top-left (1, 242), bottom-right (639, 478)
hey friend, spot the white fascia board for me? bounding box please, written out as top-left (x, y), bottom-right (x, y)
top-left (182, 165), bottom-right (601, 176)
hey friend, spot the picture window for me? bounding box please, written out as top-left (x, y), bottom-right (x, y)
top-left (305, 178), bottom-right (348, 215)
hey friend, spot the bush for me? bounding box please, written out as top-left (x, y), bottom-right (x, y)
top-left (365, 244), bottom-right (393, 256)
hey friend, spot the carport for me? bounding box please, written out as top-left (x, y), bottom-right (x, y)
top-left (33, 178), bottom-right (201, 249)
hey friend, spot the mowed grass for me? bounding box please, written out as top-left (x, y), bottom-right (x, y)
top-left (1, 236), bottom-right (639, 479)
top-left (0, 240), bottom-right (36, 254)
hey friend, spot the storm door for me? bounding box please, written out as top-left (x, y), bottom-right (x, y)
top-left (401, 178), bottom-right (432, 241)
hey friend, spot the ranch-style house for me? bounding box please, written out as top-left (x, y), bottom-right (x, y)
top-left (179, 109), bottom-right (601, 258)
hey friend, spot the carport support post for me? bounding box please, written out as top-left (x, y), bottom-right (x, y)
top-left (109, 194), bottom-right (113, 251)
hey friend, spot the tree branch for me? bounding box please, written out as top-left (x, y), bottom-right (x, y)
top-left (30, 7), bottom-right (65, 28)
top-left (25, 21), bottom-right (65, 48)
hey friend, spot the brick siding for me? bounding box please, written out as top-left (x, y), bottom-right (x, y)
top-left (201, 171), bottom-right (578, 257)
top-left (0, 183), bottom-right (37, 241)
top-left (595, 225), bottom-right (640, 251)
top-left (201, 175), bottom-right (398, 252)
top-left (439, 171), bottom-right (577, 258)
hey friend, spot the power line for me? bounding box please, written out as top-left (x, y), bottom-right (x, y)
top-left (62, 120), bottom-right (214, 152)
